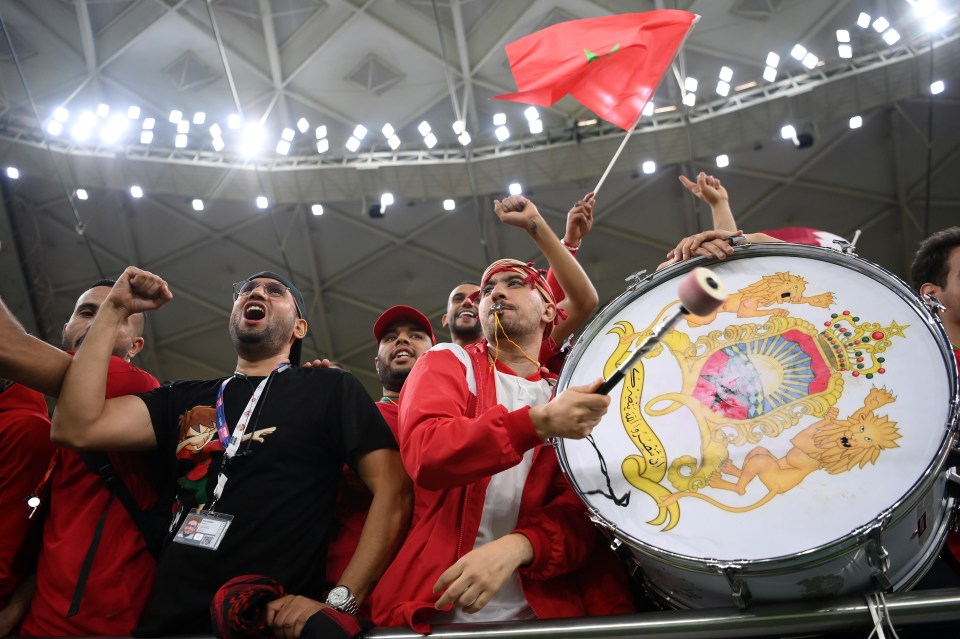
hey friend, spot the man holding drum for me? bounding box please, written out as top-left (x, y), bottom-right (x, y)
top-left (373, 194), bottom-right (633, 631)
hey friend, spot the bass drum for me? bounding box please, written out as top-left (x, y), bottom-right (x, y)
top-left (556, 243), bottom-right (958, 608)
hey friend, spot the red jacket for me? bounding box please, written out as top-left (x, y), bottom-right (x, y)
top-left (0, 384), bottom-right (53, 611)
top-left (373, 341), bottom-right (631, 631)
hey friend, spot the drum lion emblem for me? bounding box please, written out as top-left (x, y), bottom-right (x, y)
top-left (601, 273), bottom-right (907, 531)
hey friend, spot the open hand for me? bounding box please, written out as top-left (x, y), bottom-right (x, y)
top-left (433, 534), bottom-right (533, 614)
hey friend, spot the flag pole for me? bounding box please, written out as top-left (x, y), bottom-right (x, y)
top-left (592, 111), bottom-right (644, 196)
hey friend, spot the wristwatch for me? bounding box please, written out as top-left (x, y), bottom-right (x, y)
top-left (726, 234), bottom-right (747, 247)
top-left (325, 585), bottom-right (360, 615)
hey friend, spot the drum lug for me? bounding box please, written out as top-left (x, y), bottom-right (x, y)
top-left (947, 467), bottom-right (960, 500)
top-left (609, 536), bottom-right (623, 552)
top-left (711, 563), bottom-right (751, 609)
top-left (922, 292), bottom-right (947, 315)
top-left (866, 521), bottom-right (892, 591)
top-left (624, 270), bottom-right (650, 291)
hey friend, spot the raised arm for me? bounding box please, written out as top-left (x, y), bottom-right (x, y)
top-left (493, 195), bottom-right (598, 345)
top-left (51, 267), bottom-right (171, 450)
top-left (0, 298), bottom-right (72, 396)
top-left (680, 172), bottom-right (736, 232)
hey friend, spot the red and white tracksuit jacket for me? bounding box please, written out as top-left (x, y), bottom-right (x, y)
top-left (372, 340), bottom-right (633, 631)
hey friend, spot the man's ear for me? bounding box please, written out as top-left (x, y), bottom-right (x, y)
top-left (126, 336), bottom-right (145, 360)
top-left (920, 282), bottom-right (942, 299)
top-left (293, 318), bottom-right (308, 339)
top-left (441, 313), bottom-right (450, 329)
top-left (541, 301), bottom-right (557, 327)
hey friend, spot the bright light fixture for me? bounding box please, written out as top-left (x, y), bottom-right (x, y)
top-left (452, 120), bottom-right (465, 134)
top-left (297, 117), bottom-right (309, 133)
top-left (169, 109), bottom-right (182, 123)
top-left (311, 204), bottom-right (324, 216)
top-left (790, 44), bottom-right (807, 60)
top-left (716, 81), bottom-right (730, 96)
top-left (175, 134), bottom-right (187, 148)
top-left (76, 188), bottom-right (89, 200)
top-left (508, 182), bottom-right (522, 195)
top-left (766, 52), bottom-right (780, 68)
top-left (345, 136), bottom-right (360, 152)
top-left (317, 139), bottom-right (329, 153)
top-left (96, 103), bottom-right (110, 117)
top-left (6, 167), bottom-right (19, 179)
top-left (849, 115), bottom-right (863, 129)
top-left (458, 131), bottom-right (471, 146)
top-left (716, 154), bottom-right (729, 168)
top-left (130, 185), bottom-right (143, 198)
top-left (227, 114), bottom-right (242, 129)
top-left (177, 120), bottom-right (190, 134)
top-left (418, 121), bottom-right (431, 136)
top-left (353, 124), bottom-right (367, 140)
top-left (382, 123), bottom-right (395, 138)
top-left (719, 66), bottom-right (733, 82)
top-left (240, 124), bottom-right (264, 155)
top-left (763, 66), bottom-right (777, 82)
top-left (46, 120), bottom-right (64, 135)
top-left (642, 160), bottom-right (656, 174)
top-left (529, 119), bottom-right (543, 134)
top-left (101, 115), bottom-right (128, 143)
top-left (925, 11), bottom-right (952, 32)
top-left (78, 111), bottom-right (97, 128)
top-left (781, 124), bottom-right (797, 140)
top-left (443, 199), bottom-right (455, 211)
top-left (142, 117), bottom-right (156, 130)
top-left (882, 29), bottom-right (901, 45)
top-left (838, 44), bottom-right (853, 59)
top-left (682, 92), bottom-right (696, 106)
top-left (684, 77), bottom-right (698, 92)
top-left (912, 0), bottom-right (937, 18)
top-left (424, 132), bottom-right (437, 148)
top-left (71, 124), bottom-right (91, 142)
top-left (209, 123), bottom-right (222, 138)
top-left (380, 192), bottom-right (394, 207)
top-left (387, 135), bottom-right (401, 150)
top-left (801, 53), bottom-right (819, 69)
top-left (493, 113), bottom-right (507, 126)
top-left (212, 137), bottom-right (224, 151)
top-left (193, 112), bottom-right (206, 125)
top-left (315, 125), bottom-right (327, 139)
top-left (524, 106), bottom-right (540, 122)
top-left (276, 140), bottom-right (291, 155)
top-left (281, 127), bottom-right (295, 141)
top-left (256, 196), bottom-right (269, 209)
top-left (872, 17), bottom-right (890, 32)
top-left (857, 12), bottom-right (871, 28)
top-left (495, 126), bottom-right (510, 141)
top-left (192, 199), bottom-right (204, 211)
top-left (931, 80), bottom-right (945, 94)
top-left (642, 102), bottom-right (654, 116)
top-left (54, 107), bottom-right (70, 122)
top-left (140, 131), bottom-right (154, 144)
top-left (127, 106), bottom-right (140, 120)
top-left (836, 29), bottom-right (850, 43)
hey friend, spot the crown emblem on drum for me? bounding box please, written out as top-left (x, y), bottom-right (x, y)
top-left (817, 311), bottom-right (907, 378)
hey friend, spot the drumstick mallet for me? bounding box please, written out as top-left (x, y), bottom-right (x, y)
top-left (597, 267), bottom-right (728, 395)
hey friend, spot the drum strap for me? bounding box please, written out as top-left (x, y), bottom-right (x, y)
top-left (864, 592), bottom-right (896, 639)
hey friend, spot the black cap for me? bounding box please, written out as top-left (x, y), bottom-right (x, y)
top-left (239, 271), bottom-right (306, 365)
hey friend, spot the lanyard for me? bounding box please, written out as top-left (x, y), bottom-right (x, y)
top-left (210, 363), bottom-right (289, 509)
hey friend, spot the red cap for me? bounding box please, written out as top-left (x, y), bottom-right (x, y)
top-left (373, 305), bottom-right (436, 345)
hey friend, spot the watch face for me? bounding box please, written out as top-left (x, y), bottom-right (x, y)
top-left (328, 586), bottom-right (349, 606)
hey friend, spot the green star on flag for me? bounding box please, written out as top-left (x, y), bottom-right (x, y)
top-left (585, 43), bottom-right (620, 64)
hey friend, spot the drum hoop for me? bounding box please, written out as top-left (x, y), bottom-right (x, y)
top-left (557, 243), bottom-right (960, 569)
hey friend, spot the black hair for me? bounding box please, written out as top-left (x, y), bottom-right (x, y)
top-left (910, 227), bottom-right (960, 291)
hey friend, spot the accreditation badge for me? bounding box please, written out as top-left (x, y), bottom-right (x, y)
top-left (172, 508), bottom-right (234, 551)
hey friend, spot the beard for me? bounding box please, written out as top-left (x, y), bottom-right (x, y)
top-left (62, 332), bottom-right (135, 360)
top-left (377, 357), bottom-right (410, 394)
top-left (229, 311), bottom-right (296, 361)
top-left (450, 316), bottom-right (482, 341)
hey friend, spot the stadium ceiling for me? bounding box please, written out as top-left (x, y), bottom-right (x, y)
top-left (0, 0), bottom-right (958, 393)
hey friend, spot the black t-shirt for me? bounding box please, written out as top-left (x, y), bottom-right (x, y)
top-left (132, 367), bottom-right (396, 636)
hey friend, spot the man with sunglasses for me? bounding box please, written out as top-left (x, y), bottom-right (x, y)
top-left (51, 268), bottom-right (411, 637)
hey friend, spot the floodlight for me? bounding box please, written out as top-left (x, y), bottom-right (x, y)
top-left (175, 134), bottom-right (187, 148)
top-left (716, 81), bottom-right (730, 96)
top-left (443, 199), bottom-right (455, 211)
top-left (96, 103), bottom-right (110, 117)
top-left (836, 29), bottom-right (850, 43)
top-left (493, 113), bottom-right (507, 126)
top-left (276, 140), bottom-right (291, 155)
top-left (193, 112), bottom-right (206, 125)
top-left (54, 107), bottom-right (70, 122)
top-left (882, 29), bottom-right (901, 45)
top-left (849, 115), bottom-right (863, 129)
top-left (524, 106), bottom-right (540, 122)
top-left (424, 132), bottom-right (437, 148)
top-left (495, 126), bottom-right (510, 141)
top-left (380, 193), bottom-right (394, 207)
top-left (418, 121), bottom-right (431, 136)
top-left (192, 199), bottom-right (204, 211)
top-left (6, 167), bottom-right (20, 179)
top-left (127, 106), bottom-right (141, 119)
top-left (46, 120), bottom-right (64, 135)
top-left (130, 185), bottom-right (143, 198)
top-left (684, 77), bottom-right (698, 92)
top-left (781, 125), bottom-right (797, 140)
top-left (140, 131), bottom-right (154, 144)
top-left (931, 80), bottom-right (945, 94)
top-left (177, 120), bottom-right (190, 134)
top-left (790, 44), bottom-right (807, 60)
top-left (382, 123), bottom-right (395, 138)
top-left (297, 118), bottom-right (309, 133)
top-left (458, 131), bottom-right (471, 146)
top-left (766, 52), bottom-right (780, 67)
top-left (209, 123), bottom-right (222, 138)
top-left (281, 127), bottom-right (295, 141)
top-left (311, 204), bottom-right (324, 216)
top-left (315, 126), bottom-right (327, 139)
top-left (719, 66), bottom-right (733, 82)
top-left (142, 117), bottom-right (156, 130)
top-left (317, 139), bottom-right (329, 153)
top-left (387, 135), bottom-right (401, 150)
top-left (212, 137), bottom-right (225, 151)
top-left (801, 53), bottom-right (818, 69)
top-left (716, 154), bottom-right (729, 168)
top-left (642, 160), bottom-right (656, 174)
top-left (169, 109), bottom-right (182, 123)
top-left (838, 44), bottom-right (853, 59)
top-left (345, 136), bottom-right (360, 152)
top-left (256, 196), bottom-right (268, 209)
top-left (508, 183), bottom-right (522, 195)
top-left (857, 12), bottom-right (871, 28)
top-left (529, 119), bottom-right (543, 134)
top-left (227, 114), bottom-right (242, 129)
top-left (872, 17), bottom-right (890, 32)
top-left (682, 93), bottom-right (696, 106)
top-left (76, 189), bottom-right (89, 200)
top-left (452, 120), bottom-right (465, 134)
top-left (353, 124), bottom-right (367, 140)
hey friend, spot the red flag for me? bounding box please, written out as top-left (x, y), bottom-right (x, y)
top-left (496, 11), bottom-right (697, 130)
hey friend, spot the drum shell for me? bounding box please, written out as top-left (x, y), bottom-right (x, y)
top-left (557, 243), bottom-right (959, 608)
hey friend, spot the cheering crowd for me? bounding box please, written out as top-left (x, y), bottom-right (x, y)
top-left (1, 177), bottom-right (958, 638)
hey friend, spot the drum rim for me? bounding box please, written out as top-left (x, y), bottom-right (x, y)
top-left (557, 243), bottom-right (960, 569)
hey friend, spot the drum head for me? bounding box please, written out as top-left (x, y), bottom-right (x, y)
top-left (558, 245), bottom-right (957, 564)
